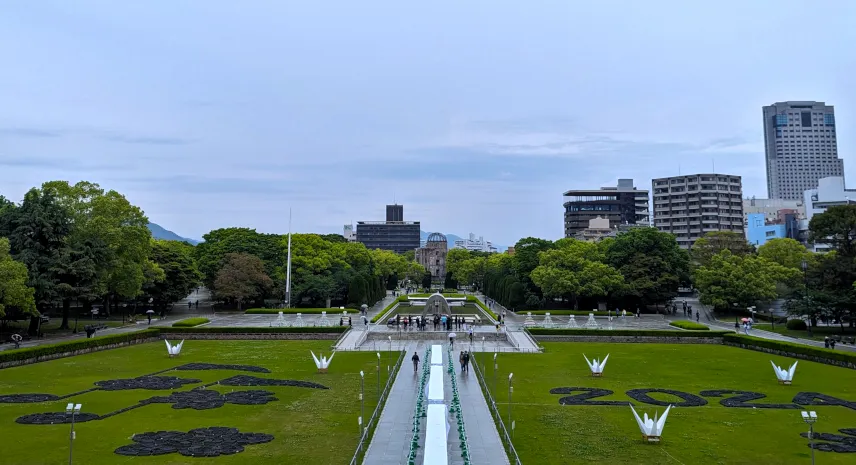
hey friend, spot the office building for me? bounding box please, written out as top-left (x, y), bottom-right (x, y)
top-left (653, 174), bottom-right (744, 249)
top-left (803, 176), bottom-right (856, 252)
top-left (356, 205), bottom-right (421, 254)
top-left (386, 204), bottom-right (404, 222)
top-left (453, 233), bottom-right (498, 253)
top-left (746, 213), bottom-right (799, 247)
top-left (743, 198), bottom-right (804, 225)
top-left (563, 179), bottom-right (650, 238)
top-left (763, 101), bottom-right (843, 200)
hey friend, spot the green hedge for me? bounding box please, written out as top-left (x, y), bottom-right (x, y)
top-left (786, 319), bottom-right (808, 330)
top-left (723, 334), bottom-right (856, 365)
top-left (171, 317), bottom-right (210, 327)
top-left (408, 293), bottom-right (467, 298)
top-left (370, 297), bottom-right (405, 323)
top-left (0, 329), bottom-right (160, 364)
top-left (467, 296), bottom-right (499, 320)
top-left (528, 328), bottom-right (730, 338)
top-left (244, 308), bottom-right (345, 315)
top-left (159, 326), bottom-right (348, 334)
top-left (669, 321), bottom-right (710, 331)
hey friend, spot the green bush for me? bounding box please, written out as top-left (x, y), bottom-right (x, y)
top-left (409, 293), bottom-right (467, 298)
top-left (723, 334), bottom-right (856, 365)
top-left (159, 326), bottom-right (348, 334)
top-left (528, 328), bottom-right (729, 338)
top-left (171, 317), bottom-right (210, 327)
top-left (370, 298), bottom-right (402, 323)
top-left (245, 308), bottom-right (343, 315)
top-left (669, 321), bottom-right (710, 330)
top-left (786, 319), bottom-right (808, 330)
top-left (0, 329), bottom-right (160, 364)
top-left (467, 296), bottom-right (499, 320)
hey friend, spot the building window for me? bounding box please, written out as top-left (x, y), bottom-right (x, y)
top-left (775, 115), bottom-right (788, 126)
top-left (824, 114), bottom-right (835, 125)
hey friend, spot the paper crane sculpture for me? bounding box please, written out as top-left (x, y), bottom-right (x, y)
top-left (165, 340), bottom-right (184, 357)
top-left (583, 354), bottom-right (609, 377)
top-left (630, 404), bottom-right (672, 443)
top-left (311, 351), bottom-right (335, 373)
top-left (771, 360), bottom-right (798, 385)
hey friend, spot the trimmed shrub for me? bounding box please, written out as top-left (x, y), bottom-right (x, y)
top-left (371, 298), bottom-right (403, 323)
top-left (465, 296), bottom-right (499, 320)
top-left (159, 326), bottom-right (348, 334)
top-left (528, 328), bottom-right (729, 338)
top-left (245, 308), bottom-right (341, 315)
top-left (723, 334), bottom-right (856, 365)
top-left (0, 329), bottom-right (160, 364)
top-left (171, 317), bottom-right (210, 328)
top-left (669, 321), bottom-right (710, 331)
top-left (786, 319), bottom-right (808, 330)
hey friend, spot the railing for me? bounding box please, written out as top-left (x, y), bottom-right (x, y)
top-left (330, 327), bottom-right (352, 350)
top-left (348, 349), bottom-right (406, 465)
top-left (470, 352), bottom-right (523, 465)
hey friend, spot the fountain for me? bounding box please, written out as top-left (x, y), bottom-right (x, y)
top-left (318, 311), bottom-right (331, 327)
top-left (542, 313), bottom-right (554, 328)
top-left (294, 313), bottom-right (304, 327)
top-left (274, 311), bottom-right (287, 327)
top-left (523, 312), bottom-right (536, 327)
top-left (584, 313), bottom-right (600, 329)
top-left (566, 315), bottom-right (579, 328)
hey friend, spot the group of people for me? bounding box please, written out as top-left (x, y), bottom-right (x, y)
top-left (338, 316), bottom-right (353, 327)
top-left (410, 349), bottom-right (472, 374)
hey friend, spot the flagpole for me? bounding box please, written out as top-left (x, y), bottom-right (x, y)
top-left (286, 208), bottom-right (292, 308)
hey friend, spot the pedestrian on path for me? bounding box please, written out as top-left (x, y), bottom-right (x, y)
top-left (459, 350), bottom-right (465, 372)
top-left (469, 327), bottom-right (474, 344)
top-left (412, 352), bottom-right (420, 372)
top-left (449, 332), bottom-right (456, 347)
top-left (464, 351), bottom-right (470, 373)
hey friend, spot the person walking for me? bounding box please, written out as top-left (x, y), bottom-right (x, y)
top-left (468, 327), bottom-right (474, 344)
top-left (412, 352), bottom-right (420, 372)
top-left (449, 332), bottom-right (456, 348)
top-left (464, 351), bottom-right (470, 373)
top-left (695, 311), bottom-right (700, 322)
top-left (459, 350), bottom-right (465, 372)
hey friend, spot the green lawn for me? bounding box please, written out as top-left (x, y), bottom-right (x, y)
top-left (752, 323), bottom-right (856, 342)
top-left (480, 342), bottom-right (856, 465)
top-left (0, 341), bottom-right (394, 464)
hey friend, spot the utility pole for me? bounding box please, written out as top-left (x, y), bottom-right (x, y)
top-left (285, 208), bottom-right (293, 308)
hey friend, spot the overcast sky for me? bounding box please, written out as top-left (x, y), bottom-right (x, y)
top-left (2, 1), bottom-right (855, 246)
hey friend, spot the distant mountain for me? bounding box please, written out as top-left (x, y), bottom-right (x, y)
top-left (420, 230), bottom-right (506, 252)
top-left (148, 223), bottom-right (199, 245)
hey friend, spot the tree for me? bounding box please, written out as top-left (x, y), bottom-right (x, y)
top-left (213, 253), bottom-right (273, 310)
top-left (757, 238), bottom-right (811, 270)
top-left (6, 188), bottom-right (72, 332)
top-left (347, 274), bottom-right (367, 306)
top-left (530, 240), bottom-right (624, 309)
top-left (141, 240), bottom-right (202, 315)
top-left (808, 205), bottom-right (856, 257)
top-left (320, 233), bottom-right (347, 243)
top-left (691, 231), bottom-right (753, 267)
top-left (444, 271), bottom-right (458, 289)
top-left (51, 236), bottom-right (110, 328)
top-left (605, 228), bottom-right (689, 307)
top-left (421, 272), bottom-right (432, 289)
top-left (195, 228), bottom-right (283, 289)
top-left (694, 250), bottom-right (800, 311)
top-left (0, 195), bottom-right (15, 237)
top-left (0, 237), bottom-right (37, 319)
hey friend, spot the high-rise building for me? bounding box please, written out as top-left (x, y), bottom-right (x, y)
top-left (356, 204), bottom-right (420, 254)
top-left (562, 179), bottom-right (649, 238)
top-left (763, 101), bottom-right (842, 200)
top-left (386, 204), bottom-right (404, 222)
top-left (453, 233), bottom-right (498, 253)
top-left (652, 174), bottom-right (744, 249)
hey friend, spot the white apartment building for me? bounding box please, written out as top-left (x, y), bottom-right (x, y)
top-left (653, 174), bottom-right (744, 249)
top-left (763, 101), bottom-right (842, 201)
top-left (453, 233), bottom-right (498, 253)
top-left (803, 177), bottom-right (856, 252)
top-left (343, 224), bottom-right (356, 242)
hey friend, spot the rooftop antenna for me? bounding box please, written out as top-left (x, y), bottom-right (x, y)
top-left (678, 163), bottom-right (681, 176)
top-left (712, 158), bottom-right (715, 173)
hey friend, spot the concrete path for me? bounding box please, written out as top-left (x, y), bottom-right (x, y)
top-left (362, 341), bottom-right (428, 465)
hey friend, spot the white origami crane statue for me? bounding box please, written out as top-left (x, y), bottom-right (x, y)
top-left (165, 340), bottom-right (184, 357)
top-left (630, 404), bottom-right (671, 443)
top-left (771, 360), bottom-right (798, 385)
top-left (311, 351), bottom-right (335, 373)
top-left (583, 354), bottom-right (609, 377)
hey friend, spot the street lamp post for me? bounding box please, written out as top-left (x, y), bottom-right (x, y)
top-left (508, 373), bottom-right (514, 440)
top-left (493, 353), bottom-right (498, 405)
top-left (359, 371), bottom-right (365, 436)
top-left (801, 410), bottom-right (818, 465)
top-left (66, 403), bottom-right (81, 465)
top-left (387, 336), bottom-right (392, 375)
top-left (376, 353), bottom-right (380, 400)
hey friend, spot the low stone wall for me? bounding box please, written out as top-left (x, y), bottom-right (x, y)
top-left (0, 337), bottom-right (160, 369)
top-left (532, 335), bottom-right (724, 344)
top-left (161, 333), bottom-right (341, 341)
top-left (723, 341), bottom-right (856, 370)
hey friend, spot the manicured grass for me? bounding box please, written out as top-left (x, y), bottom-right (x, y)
top-left (245, 308), bottom-right (346, 315)
top-left (478, 343), bottom-right (856, 465)
top-left (0, 341), bottom-right (394, 465)
top-left (751, 323), bottom-right (856, 342)
top-left (668, 320), bottom-right (709, 330)
top-left (408, 293), bottom-right (468, 298)
top-left (171, 317), bottom-right (210, 327)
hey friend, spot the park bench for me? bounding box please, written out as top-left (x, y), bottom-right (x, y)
top-left (39, 315), bottom-right (50, 324)
top-left (843, 336), bottom-right (855, 345)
